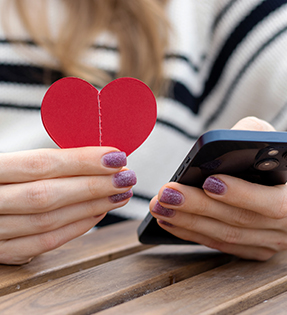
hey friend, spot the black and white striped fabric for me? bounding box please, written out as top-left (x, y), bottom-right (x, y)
top-left (1, 0), bottom-right (287, 219)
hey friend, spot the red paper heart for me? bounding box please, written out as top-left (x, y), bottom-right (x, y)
top-left (41, 77), bottom-right (157, 156)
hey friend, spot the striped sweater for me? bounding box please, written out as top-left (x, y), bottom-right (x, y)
top-left (1, 0), bottom-right (287, 219)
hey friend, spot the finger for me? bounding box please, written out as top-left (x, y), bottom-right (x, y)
top-left (152, 205), bottom-right (286, 252)
top-left (151, 184), bottom-right (281, 229)
top-left (0, 190), bottom-right (132, 239)
top-left (0, 215), bottom-right (105, 265)
top-left (0, 146), bottom-right (127, 184)
top-left (0, 170), bottom-right (136, 214)
top-left (231, 116), bottom-right (275, 131)
top-left (156, 221), bottom-right (276, 261)
top-left (202, 175), bottom-right (287, 219)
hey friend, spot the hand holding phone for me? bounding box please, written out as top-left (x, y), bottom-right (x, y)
top-left (138, 129), bottom-right (287, 245)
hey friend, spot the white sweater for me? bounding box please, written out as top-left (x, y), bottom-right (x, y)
top-left (1, 0), bottom-right (287, 219)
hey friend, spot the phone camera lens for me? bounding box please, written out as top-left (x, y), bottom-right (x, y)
top-left (268, 149), bottom-right (279, 156)
top-left (255, 159), bottom-right (279, 171)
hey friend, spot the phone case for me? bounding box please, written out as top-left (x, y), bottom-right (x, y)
top-left (137, 129), bottom-right (287, 245)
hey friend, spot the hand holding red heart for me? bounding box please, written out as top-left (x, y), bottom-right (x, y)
top-left (0, 77), bottom-right (157, 264)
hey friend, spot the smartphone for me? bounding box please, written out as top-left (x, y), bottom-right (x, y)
top-left (137, 129), bottom-right (287, 245)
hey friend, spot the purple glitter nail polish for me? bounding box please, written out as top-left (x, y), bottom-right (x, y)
top-left (113, 170), bottom-right (137, 187)
top-left (109, 190), bottom-right (133, 203)
top-left (160, 188), bottom-right (184, 205)
top-left (152, 201), bottom-right (175, 217)
top-left (202, 176), bottom-right (227, 195)
top-left (102, 151), bottom-right (127, 168)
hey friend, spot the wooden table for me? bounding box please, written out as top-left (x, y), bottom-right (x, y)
top-left (0, 220), bottom-right (287, 314)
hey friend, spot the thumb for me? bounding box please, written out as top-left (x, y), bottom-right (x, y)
top-left (231, 116), bottom-right (275, 131)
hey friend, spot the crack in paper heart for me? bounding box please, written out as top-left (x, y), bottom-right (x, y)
top-left (97, 93), bottom-right (102, 146)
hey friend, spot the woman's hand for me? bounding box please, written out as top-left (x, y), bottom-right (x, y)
top-left (0, 146), bottom-right (136, 265)
top-left (150, 117), bottom-right (287, 261)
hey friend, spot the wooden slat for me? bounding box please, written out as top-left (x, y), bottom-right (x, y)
top-left (238, 292), bottom-right (287, 315)
top-left (96, 250), bottom-right (287, 315)
top-left (0, 245), bottom-right (232, 315)
top-left (0, 220), bottom-right (151, 297)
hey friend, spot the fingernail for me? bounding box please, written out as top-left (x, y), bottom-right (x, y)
top-left (102, 151), bottom-right (127, 168)
top-left (113, 170), bottom-right (137, 188)
top-left (160, 188), bottom-right (184, 205)
top-left (203, 176), bottom-right (227, 195)
top-left (109, 189), bottom-right (133, 203)
top-left (158, 220), bottom-right (174, 227)
top-left (152, 201), bottom-right (175, 217)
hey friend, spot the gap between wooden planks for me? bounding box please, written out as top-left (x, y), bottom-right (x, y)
top-left (238, 290), bottom-right (287, 315)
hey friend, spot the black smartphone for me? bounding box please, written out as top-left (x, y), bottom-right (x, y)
top-left (137, 129), bottom-right (287, 245)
